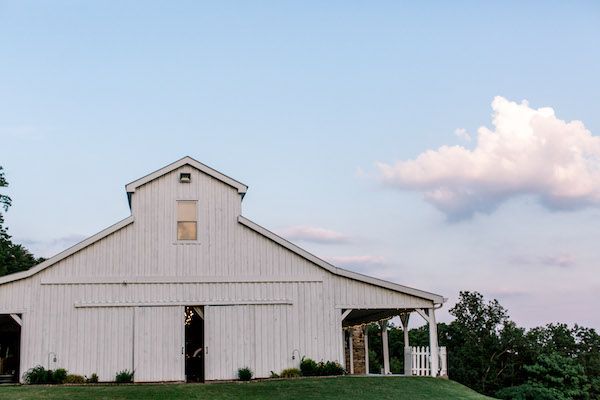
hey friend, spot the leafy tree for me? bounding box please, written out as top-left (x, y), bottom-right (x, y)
top-left (0, 166), bottom-right (43, 276)
top-left (0, 166), bottom-right (12, 241)
top-left (497, 353), bottom-right (591, 400)
top-left (445, 291), bottom-right (519, 394)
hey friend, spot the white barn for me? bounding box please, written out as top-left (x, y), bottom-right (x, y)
top-left (0, 157), bottom-right (444, 383)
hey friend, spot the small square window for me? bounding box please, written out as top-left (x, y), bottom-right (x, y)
top-left (180, 173), bottom-right (191, 183)
top-left (177, 221), bottom-right (197, 240)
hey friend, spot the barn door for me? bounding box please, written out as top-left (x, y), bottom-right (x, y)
top-left (204, 305), bottom-right (256, 380)
top-left (134, 306), bottom-right (185, 382)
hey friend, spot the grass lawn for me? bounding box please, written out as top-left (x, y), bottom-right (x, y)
top-left (0, 376), bottom-right (495, 400)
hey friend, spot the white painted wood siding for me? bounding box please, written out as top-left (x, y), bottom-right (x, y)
top-left (134, 306), bottom-right (184, 382)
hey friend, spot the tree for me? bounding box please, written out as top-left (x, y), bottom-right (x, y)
top-left (0, 166), bottom-right (12, 241)
top-left (0, 166), bottom-right (43, 276)
top-left (446, 291), bottom-right (519, 395)
top-left (497, 353), bottom-right (591, 400)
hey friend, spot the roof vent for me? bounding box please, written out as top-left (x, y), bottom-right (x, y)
top-left (179, 173), bottom-right (191, 183)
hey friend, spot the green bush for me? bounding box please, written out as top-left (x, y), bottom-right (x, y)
top-left (300, 357), bottom-right (319, 376)
top-left (86, 373), bottom-right (99, 383)
top-left (280, 368), bottom-right (301, 378)
top-left (237, 367), bottom-right (253, 381)
top-left (317, 361), bottom-right (345, 376)
top-left (390, 357), bottom-right (403, 375)
top-left (52, 368), bottom-right (68, 384)
top-left (64, 374), bottom-right (85, 384)
top-left (22, 366), bottom-right (72, 384)
top-left (300, 357), bottom-right (345, 376)
top-left (368, 350), bottom-right (382, 374)
top-left (23, 365), bottom-right (52, 384)
top-left (115, 370), bottom-right (134, 383)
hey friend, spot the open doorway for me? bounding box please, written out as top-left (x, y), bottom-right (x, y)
top-left (0, 314), bottom-right (21, 384)
top-left (184, 307), bottom-right (204, 382)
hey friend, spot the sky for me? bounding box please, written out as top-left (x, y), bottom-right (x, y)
top-left (1, 1), bottom-right (600, 329)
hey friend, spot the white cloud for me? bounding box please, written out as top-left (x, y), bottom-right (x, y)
top-left (376, 96), bottom-right (600, 219)
top-left (277, 225), bottom-right (349, 244)
top-left (454, 128), bottom-right (471, 142)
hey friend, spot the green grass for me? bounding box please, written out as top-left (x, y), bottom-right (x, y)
top-left (0, 376), bottom-right (495, 400)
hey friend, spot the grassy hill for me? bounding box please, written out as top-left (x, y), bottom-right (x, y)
top-left (0, 376), bottom-right (495, 400)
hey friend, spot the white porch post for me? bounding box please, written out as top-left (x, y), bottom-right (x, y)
top-left (428, 308), bottom-right (439, 377)
top-left (380, 320), bottom-right (390, 375)
top-left (340, 309), bottom-right (352, 367)
top-left (400, 313), bottom-right (411, 376)
top-left (364, 325), bottom-right (369, 374)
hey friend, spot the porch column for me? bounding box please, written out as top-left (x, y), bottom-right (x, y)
top-left (339, 309), bottom-right (352, 366)
top-left (428, 308), bottom-right (439, 377)
top-left (364, 325), bottom-right (369, 374)
top-left (380, 320), bottom-right (390, 374)
top-left (400, 313), bottom-right (411, 375)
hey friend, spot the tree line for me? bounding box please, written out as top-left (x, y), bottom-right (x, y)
top-left (367, 291), bottom-right (599, 399)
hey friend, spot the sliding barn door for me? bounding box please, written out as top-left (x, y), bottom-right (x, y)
top-left (204, 304), bottom-right (290, 380)
top-left (134, 306), bottom-right (185, 382)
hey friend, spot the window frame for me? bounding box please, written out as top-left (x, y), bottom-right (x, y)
top-left (176, 200), bottom-right (198, 241)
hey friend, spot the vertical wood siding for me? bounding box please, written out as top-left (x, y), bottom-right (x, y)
top-left (134, 306), bottom-right (184, 382)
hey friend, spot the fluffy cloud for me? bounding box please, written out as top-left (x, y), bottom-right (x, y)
top-left (17, 234), bottom-right (86, 258)
top-left (376, 96), bottom-right (600, 218)
top-left (277, 225), bottom-right (349, 244)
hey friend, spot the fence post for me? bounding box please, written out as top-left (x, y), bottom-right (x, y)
top-left (439, 346), bottom-right (448, 377)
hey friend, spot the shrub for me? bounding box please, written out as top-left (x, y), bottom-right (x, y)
top-left (52, 368), bottom-right (68, 384)
top-left (64, 374), bottom-right (85, 384)
top-left (115, 370), bottom-right (134, 383)
top-left (368, 350), bottom-right (382, 374)
top-left (317, 361), bottom-right (345, 376)
top-left (23, 365), bottom-right (52, 384)
top-left (390, 357), bottom-right (403, 375)
top-left (280, 368), bottom-right (301, 378)
top-left (300, 357), bottom-right (319, 376)
top-left (86, 373), bottom-right (99, 383)
top-left (300, 357), bottom-right (345, 376)
top-left (22, 366), bottom-right (75, 384)
top-left (237, 367), bottom-right (253, 381)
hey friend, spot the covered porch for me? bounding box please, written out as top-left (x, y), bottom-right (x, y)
top-left (340, 307), bottom-right (447, 377)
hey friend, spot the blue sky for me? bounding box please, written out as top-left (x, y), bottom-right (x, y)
top-left (2, 1), bottom-right (600, 328)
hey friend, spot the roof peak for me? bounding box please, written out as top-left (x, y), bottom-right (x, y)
top-left (125, 156), bottom-right (248, 205)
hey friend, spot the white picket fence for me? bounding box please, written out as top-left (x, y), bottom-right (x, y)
top-left (410, 346), bottom-right (447, 376)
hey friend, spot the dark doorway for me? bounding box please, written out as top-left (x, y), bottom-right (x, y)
top-left (0, 314), bottom-right (21, 384)
top-left (184, 307), bottom-right (204, 382)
